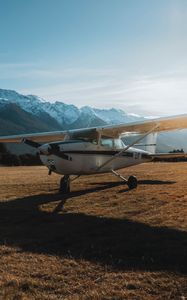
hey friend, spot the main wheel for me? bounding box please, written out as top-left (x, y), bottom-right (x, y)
top-left (127, 175), bottom-right (138, 189)
top-left (59, 175), bottom-right (70, 193)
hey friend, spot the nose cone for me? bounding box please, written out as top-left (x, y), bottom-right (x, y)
top-left (38, 143), bottom-right (60, 156)
top-left (38, 144), bottom-right (57, 173)
top-left (38, 143), bottom-right (50, 155)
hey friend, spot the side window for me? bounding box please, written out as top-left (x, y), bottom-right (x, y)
top-left (101, 139), bottom-right (113, 148)
top-left (114, 139), bottom-right (124, 149)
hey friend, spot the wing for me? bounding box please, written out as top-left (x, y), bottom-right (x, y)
top-left (0, 128), bottom-right (98, 143)
top-left (0, 114), bottom-right (187, 143)
top-left (98, 114), bottom-right (187, 137)
top-left (0, 131), bottom-right (67, 143)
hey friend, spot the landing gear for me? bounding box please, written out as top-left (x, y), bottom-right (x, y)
top-left (111, 170), bottom-right (138, 189)
top-left (127, 175), bottom-right (138, 189)
top-left (59, 175), bottom-right (70, 193)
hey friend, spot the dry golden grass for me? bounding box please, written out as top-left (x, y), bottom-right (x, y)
top-left (0, 162), bottom-right (187, 299)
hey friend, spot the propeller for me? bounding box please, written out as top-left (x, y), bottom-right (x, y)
top-left (47, 144), bottom-right (70, 160)
top-left (22, 139), bottom-right (71, 161)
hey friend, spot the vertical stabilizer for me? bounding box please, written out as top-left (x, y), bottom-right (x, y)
top-left (136, 133), bottom-right (158, 154)
top-left (124, 133), bottom-right (158, 154)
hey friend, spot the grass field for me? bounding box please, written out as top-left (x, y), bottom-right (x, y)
top-left (0, 163), bottom-right (187, 299)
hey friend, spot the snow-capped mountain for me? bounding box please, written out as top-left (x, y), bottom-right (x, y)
top-left (93, 108), bottom-right (140, 124)
top-left (42, 101), bottom-right (80, 125)
top-left (1, 88), bottom-right (187, 154)
top-left (0, 89), bottom-right (45, 116)
top-left (0, 89), bottom-right (142, 129)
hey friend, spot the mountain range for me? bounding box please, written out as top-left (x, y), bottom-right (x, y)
top-left (0, 88), bottom-right (142, 135)
top-left (0, 88), bottom-right (187, 153)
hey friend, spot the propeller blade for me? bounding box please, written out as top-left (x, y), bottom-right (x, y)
top-left (22, 138), bottom-right (41, 148)
top-left (49, 144), bottom-right (70, 160)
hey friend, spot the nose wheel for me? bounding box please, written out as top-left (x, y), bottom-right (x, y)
top-left (59, 175), bottom-right (70, 193)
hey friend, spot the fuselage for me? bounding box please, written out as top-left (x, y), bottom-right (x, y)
top-left (39, 138), bottom-right (152, 175)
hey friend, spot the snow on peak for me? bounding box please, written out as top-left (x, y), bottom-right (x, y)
top-left (0, 88), bottom-right (142, 127)
top-left (42, 101), bottom-right (80, 125)
top-left (81, 106), bottom-right (95, 115)
top-left (93, 108), bottom-right (128, 124)
top-left (27, 95), bottom-right (46, 103)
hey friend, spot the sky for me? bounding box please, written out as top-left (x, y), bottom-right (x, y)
top-left (0, 0), bottom-right (187, 116)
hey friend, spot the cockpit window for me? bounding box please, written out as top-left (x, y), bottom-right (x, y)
top-left (101, 138), bottom-right (113, 148)
top-left (101, 138), bottom-right (124, 149)
top-left (113, 139), bottom-right (124, 148)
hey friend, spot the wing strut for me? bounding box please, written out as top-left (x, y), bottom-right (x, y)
top-left (111, 170), bottom-right (127, 182)
top-left (97, 125), bottom-right (159, 171)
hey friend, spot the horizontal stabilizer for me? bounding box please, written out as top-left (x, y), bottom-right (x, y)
top-left (151, 152), bottom-right (187, 159)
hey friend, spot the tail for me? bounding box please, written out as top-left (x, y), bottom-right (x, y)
top-left (133, 133), bottom-right (158, 154)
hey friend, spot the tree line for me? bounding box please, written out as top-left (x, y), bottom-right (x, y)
top-left (0, 143), bottom-right (42, 166)
top-left (0, 143), bottom-right (187, 166)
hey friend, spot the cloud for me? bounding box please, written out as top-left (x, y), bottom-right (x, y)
top-left (2, 63), bottom-right (187, 116)
top-left (119, 74), bottom-right (187, 115)
top-left (0, 63), bottom-right (115, 80)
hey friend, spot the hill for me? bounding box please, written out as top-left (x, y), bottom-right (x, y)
top-left (0, 102), bottom-right (62, 135)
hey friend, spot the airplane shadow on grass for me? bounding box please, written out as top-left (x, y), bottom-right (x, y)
top-left (90, 179), bottom-right (176, 186)
top-left (0, 181), bottom-right (186, 274)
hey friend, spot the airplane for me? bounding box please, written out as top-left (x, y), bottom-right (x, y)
top-left (0, 114), bottom-right (187, 193)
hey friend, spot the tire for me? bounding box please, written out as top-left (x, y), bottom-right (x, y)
top-left (59, 175), bottom-right (70, 193)
top-left (127, 175), bottom-right (138, 189)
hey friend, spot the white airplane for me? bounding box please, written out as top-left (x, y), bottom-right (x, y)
top-left (0, 114), bottom-right (187, 193)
